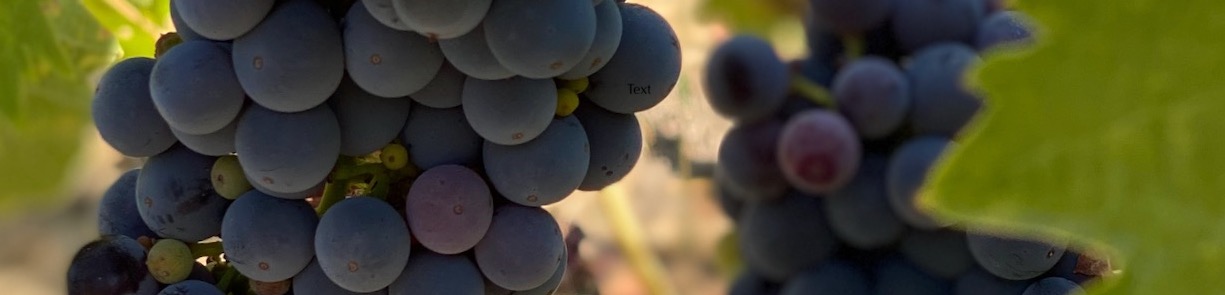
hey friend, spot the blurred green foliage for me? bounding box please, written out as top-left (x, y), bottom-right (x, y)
top-left (699, 0), bottom-right (808, 36)
top-left (0, 0), bottom-right (164, 210)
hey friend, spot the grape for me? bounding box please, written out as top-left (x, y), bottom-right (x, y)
top-left (67, 235), bottom-right (160, 295)
top-left (559, 0), bottom-right (624, 79)
top-left (808, 0), bottom-right (891, 34)
top-left (874, 257), bottom-right (954, 295)
top-left (235, 104), bottom-right (341, 194)
top-left (512, 253), bottom-right (566, 295)
top-left (438, 26), bottom-right (515, 80)
top-left (738, 191), bottom-right (838, 282)
top-left (169, 0), bottom-right (206, 41)
top-left (717, 119), bottom-right (787, 202)
top-left (905, 43), bottom-right (982, 136)
top-left (171, 115), bottom-right (237, 156)
top-left (315, 197), bottom-right (412, 292)
top-left (586, 3), bottom-right (681, 114)
top-left (174, 0), bottom-right (273, 40)
top-left (482, 0), bottom-right (596, 78)
top-left (890, 0), bottom-right (984, 52)
top-left (391, 0), bottom-right (491, 39)
top-left (409, 61), bottom-right (465, 109)
top-left (99, 169), bottom-right (158, 240)
top-left (400, 106), bottom-right (483, 169)
top-left (233, 0), bottom-right (343, 113)
top-left (404, 165), bottom-right (493, 254)
top-left (966, 229), bottom-right (1067, 280)
top-left (559, 77), bottom-right (590, 94)
top-left (211, 155), bottom-right (252, 200)
top-left (249, 177), bottom-right (326, 200)
top-left (158, 280), bottom-right (223, 295)
top-left (728, 271), bottom-right (780, 295)
top-left (976, 11), bottom-right (1035, 50)
top-left (555, 89), bottom-right (581, 117)
top-left (249, 279), bottom-right (291, 295)
top-left (147, 239), bottom-right (194, 284)
top-left (825, 155), bottom-right (905, 249)
top-left (474, 205), bottom-right (564, 291)
top-left (832, 56), bottom-right (910, 139)
top-left (293, 259), bottom-right (388, 295)
top-left (776, 109), bottom-right (861, 194)
top-left (573, 102), bottom-right (642, 191)
top-left (221, 191), bottom-right (318, 282)
top-left (1023, 277), bottom-right (1085, 295)
top-left (381, 143), bottom-right (410, 170)
top-left (801, 29), bottom-right (842, 87)
top-left (344, 1), bottom-right (444, 98)
top-left (362, 0), bottom-right (411, 31)
top-left (386, 251), bottom-right (484, 295)
top-left (954, 267), bottom-right (1031, 295)
top-left (136, 146), bottom-right (229, 242)
top-left (461, 76), bottom-right (557, 145)
top-left (899, 228), bottom-right (976, 279)
top-left (329, 78), bottom-right (413, 156)
top-left (186, 263), bottom-right (215, 284)
top-left (483, 116), bottom-right (589, 206)
top-left (886, 136), bottom-right (955, 230)
top-left (150, 40), bottom-right (245, 135)
top-left (1045, 251), bottom-right (1096, 284)
top-left (779, 260), bottom-right (871, 295)
top-left (92, 57), bottom-right (177, 157)
top-left (703, 35), bottom-right (790, 122)
top-left (714, 182), bottom-right (746, 221)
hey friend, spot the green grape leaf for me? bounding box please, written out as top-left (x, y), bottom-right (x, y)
top-left (82, 0), bottom-right (169, 57)
top-left (0, 0), bottom-right (116, 208)
top-left (924, 0), bottom-right (1225, 294)
top-left (699, 0), bottom-right (807, 35)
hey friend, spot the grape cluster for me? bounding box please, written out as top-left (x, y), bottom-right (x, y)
top-left (706, 1), bottom-right (1106, 295)
top-left (73, 0), bottom-right (679, 294)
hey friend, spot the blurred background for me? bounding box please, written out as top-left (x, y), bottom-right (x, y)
top-left (0, 0), bottom-right (819, 294)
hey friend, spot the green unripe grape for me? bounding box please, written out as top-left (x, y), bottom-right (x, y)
top-left (381, 143), bottom-right (411, 170)
top-left (212, 155), bottom-right (253, 200)
top-left (147, 239), bottom-right (194, 284)
top-left (555, 88), bottom-right (580, 117)
top-left (559, 77), bottom-right (589, 93)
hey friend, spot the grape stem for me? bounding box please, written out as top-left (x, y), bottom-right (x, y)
top-left (790, 75), bottom-right (837, 108)
top-left (315, 178), bottom-right (349, 216)
top-left (598, 182), bottom-right (676, 295)
top-left (188, 241), bottom-right (224, 259)
top-left (216, 266), bottom-right (238, 292)
top-left (842, 34), bottom-right (866, 61)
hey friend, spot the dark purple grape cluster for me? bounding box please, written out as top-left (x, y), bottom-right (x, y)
top-left (71, 0), bottom-right (680, 294)
top-left (705, 1), bottom-right (1108, 294)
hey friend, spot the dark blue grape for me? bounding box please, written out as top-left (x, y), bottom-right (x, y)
top-left (169, 0), bottom-right (207, 41)
top-left (1045, 251), bottom-right (1096, 284)
top-left (715, 182), bottom-right (746, 221)
top-left (1022, 277), bottom-right (1084, 295)
top-left (170, 112), bottom-right (237, 157)
top-left (293, 259), bottom-right (388, 295)
top-left (157, 280), bottom-right (223, 295)
top-left (728, 271), bottom-right (780, 295)
top-left (249, 177), bottom-right (325, 200)
top-left (776, 109), bottom-right (861, 194)
top-left (386, 251), bottom-right (483, 295)
top-left (808, 0), bottom-right (891, 34)
top-left (315, 197), bottom-right (412, 292)
top-left (738, 191), bottom-right (838, 281)
top-left (703, 35), bottom-right (789, 122)
top-left (717, 119), bottom-right (787, 202)
top-left (483, 0), bottom-right (596, 78)
top-left (405, 165), bottom-right (493, 254)
top-left (92, 57), bottom-right (177, 157)
top-left (474, 205), bottom-right (564, 291)
top-left (779, 260), bottom-right (872, 295)
top-left (874, 257), bottom-right (954, 295)
top-left (392, 0), bottom-right (491, 39)
top-left (150, 40), bottom-right (245, 135)
top-left (890, 0), bottom-right (984, 52)
top-left (221, 190), bottom-right (318, 282)
top-left (573, 102), bottom-right (641, 191)
top-left (99, 169), bottom-right (158, 240)
top-left (329, 78), bottom-right (412, 156)
top-left (400, 106), bottom-right (483, 169)
top-left (886, 136), bottom-right (954, 230)
top-left (899, 228), bottom-right (976, 279)
top-left (462, 76), bottom-right (557, 145)
top-left (233, 0), bottom-right (343, 112)
top-left (235, 104), bottom-right (340, 194)
top-left (954, 266), bottom-right (1031, 295)
top-left (559, 0), bottom-right (624, 79)
top-left (174, 0), bottom-right (273, 40)
top-left (586, 3), bottom-right (680, 114)
top-left (832, 56), bottom-right (910, 139)
top-left (976, 11), bottom-right (1035, 51)
top-left (67, 235), bottom-right (160, 295)
top-left (136, 146), bottom-right (228, 242)
top-left (409, 61), bottom-right (465, 109)
top-left (510, 253), bottom-right (566, 295)
top-left (906, 43), bottom-right (982, 136)
top-left (438, 25), bottom-right (515, 80)
top-left (826, 155), bottom-right (905, 249)
top-left (483, 116), bottom-right (589, 207)
top-left (966, 229), bottom-right (1067, 280)
top-left (345, 1), bottom-right (444, 98)
top-left (361, 0), bottom-right (410, 31)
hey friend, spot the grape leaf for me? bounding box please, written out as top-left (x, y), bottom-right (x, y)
top-left (82, 0), bottom-right (168, 57)
top-left (0, 0), bottom-right (116, 209)
top-left (924, 0), bottom-right (1225, 294)
top-left (699, 0), bottom-right (807, 35)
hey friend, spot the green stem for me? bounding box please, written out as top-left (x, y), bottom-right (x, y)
top-left (369, 171), bottom-right (391, 200)
top-left (216, 266), bottom-right (238, 292)
top-left (189, 241), bottom-right (224, 259)
top-left (316, 179), bottom-right (349, 216)
top-left (333, 163), bottom-right (388, 180)
top-left (790, 75), bottom-right (837, 108)
top-left (598, 183), bottom-right (675, 295)
top-left (842, 34), bottom-right (865, 61)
